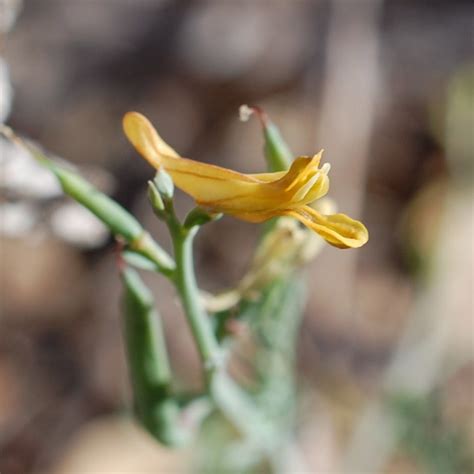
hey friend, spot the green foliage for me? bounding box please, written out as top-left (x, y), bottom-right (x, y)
top-left (49, 160), bottom-right (144, 243)
top-left (19, 136), bottom-right (176, 273)
top-left (197, 411), bottom-right (271, 474)
top-left (8, 106), bottom-right (312, 471)
top-left (201, 277), bottom-right (307, 473)
top-left (121, 267), bottom-right (186, 446)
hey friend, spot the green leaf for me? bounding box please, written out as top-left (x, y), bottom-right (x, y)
top-left (121, 267), bottom-right (187, 446)
top-left (4, 131), bottom-right (176, 274)
top-left (51, 163), bottom-right (143, 242)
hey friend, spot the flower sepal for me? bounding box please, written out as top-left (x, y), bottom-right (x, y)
top-left (147, 179), bottom-right (165, 214)
top-left (153, 168), bottom-right (174, 201)
top-left (184, 206), bottom-right (223, 230)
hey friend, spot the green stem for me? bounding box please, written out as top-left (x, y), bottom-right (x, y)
top-left (166, 211), bottom-right (275, 462)
top-left (130, 231), bottom-right (176, 276)
top-left (171, 225), bottom-right (221, 382)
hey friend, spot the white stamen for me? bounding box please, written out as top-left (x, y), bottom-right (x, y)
top-left (321, 162), bottom-right (331, 174)
top-left (239, 104), bottom-right (254, 122)
top-left (292, 171), bottom-right (321, 202)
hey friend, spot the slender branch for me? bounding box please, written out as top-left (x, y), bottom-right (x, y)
top-left (170, 223), bottom-right (222, 383)
top-left (158, 200), bottom-right (280, 466)
top-left (167, 218), bottom-right (276, 453)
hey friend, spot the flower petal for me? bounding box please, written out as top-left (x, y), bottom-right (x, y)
top-left (124, 112), bottom-right (267, 205)
top-left (123, 113), bottom-right (328, 212)
top-left (281, 205), bottom-right (369, 249)
top-left (123, 112), bottom-right (256, 182)
top-left (123, 112), bottom-right (368, 251)
top-left (123, 111), bottom-right (180, 160)
top-left (248, 152), bottom-right (329, 204)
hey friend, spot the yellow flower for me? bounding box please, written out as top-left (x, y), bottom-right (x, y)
top-left (123, 112), bottom-right (368, 249)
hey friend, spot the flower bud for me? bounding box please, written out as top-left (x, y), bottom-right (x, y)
top-left (153, 168), bottom-right (174, 200)
top-left (147, 179), bottom-right (165, 213)
top-left (239, 104), bottom-right (292, 172)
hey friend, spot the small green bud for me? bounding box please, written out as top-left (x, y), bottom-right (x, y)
top-left (147, 180), bottom-right (165, 213)
top-left (239, 104), bottom-right (292, 172)
top-left (153, 168), bottom-right (174, 200)
top-left (263, 122), bottom-right (293, 172)
top-left (184, 206), bottom-right (223, 229)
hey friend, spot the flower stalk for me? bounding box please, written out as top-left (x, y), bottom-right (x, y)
top-left (147, 173), bottom-right (221, 380)
top-left (170, 224), bottom-right (222, 381)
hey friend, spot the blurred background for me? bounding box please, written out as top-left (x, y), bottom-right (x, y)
top-left (1, 0), bottom-right (473, 473)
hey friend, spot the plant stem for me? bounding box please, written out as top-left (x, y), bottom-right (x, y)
top-left (171, 225), bottom-right (221, 383)
top-left (131, 231), bottom-right (176, 276)
top-left (166, 211), bottom-right (277, 466)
